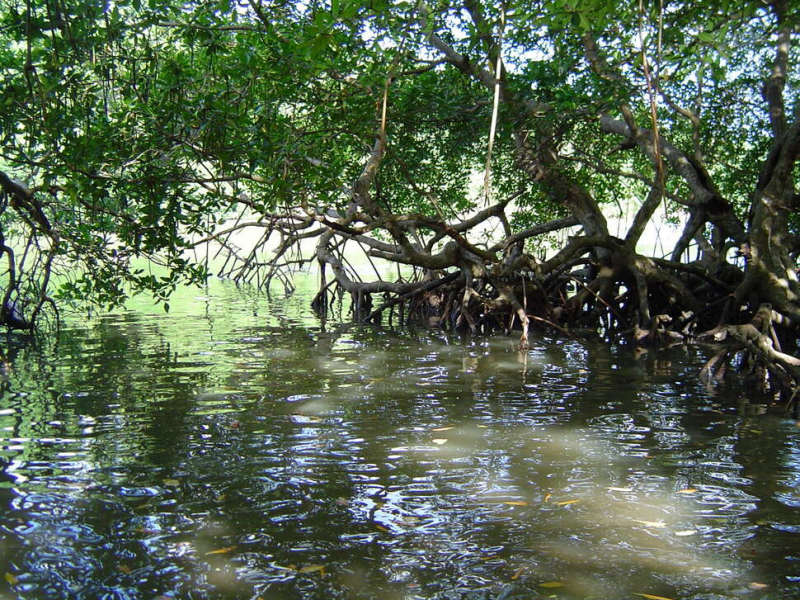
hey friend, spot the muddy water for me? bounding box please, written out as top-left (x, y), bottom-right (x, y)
top-left (0, 279), bottom-right (798, 599)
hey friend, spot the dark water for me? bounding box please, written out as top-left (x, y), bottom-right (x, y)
top-left (1, 279), bottom-right (799, 599)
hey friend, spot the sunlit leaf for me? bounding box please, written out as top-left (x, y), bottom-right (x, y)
top-left (298, 564), bottom-right (326, 574)
top-left (675, 488), bottom-right (697, 494)
top-left (5, 573), bottom-right (19, 585)
top-left (504, 501), bottom-right (528, 506)
top-left (634, 520), bottom-right (667, 528)
top-left (674, 530), bottom-right (697, 537)
top-left (607, 487), bottom-right (633, 492)
top-left (431, 438), bottom-right (448, 445)
top-left (205, 545), bottom-right (237, 555)
top-left (749, 582), bottom-right (768, 590)
top-left (634, 594), bottom-right (675, 600)
top-left (431, 426), bottom-right (453, 432)
top-left (555, 499), bottom-right (580, 506)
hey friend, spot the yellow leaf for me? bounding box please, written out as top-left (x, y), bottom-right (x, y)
top-left (431, 427), bottom-right (453, 432)
top-left (634, 594), bottom-right (675, 600)
top-left (504, 501), bottom-right (528, 506)
top-left (5, 573), bottom-right (18, 585)
top-left (607, 487), bottom-right (633, 492)
top-left (375, 524), bottom-right (389, 532)
top-left (205, 545), bottom-right (237, 555)
top-left (555, 499), bottom-right (580, 506)
top-left (298, 564), bottom-right (326, 574)
top-left (634, 520), bottom-right (666, 528)
top-left (476, 424), bottom-right (488, 428)
top-left (431, 438), bottom-right (448, 445)
top-left (511, 566), bottom-right (526, 580)
top-left (749, 582), bottom-right (768, 590)
top-left (676, 488), bottom-right (697, 494)
top-left (544, 493), bottom-right (552, 502)
top-left (162, 479), bottom-right (180, 487)
top-left (540, 581), bottom-right (566, 588)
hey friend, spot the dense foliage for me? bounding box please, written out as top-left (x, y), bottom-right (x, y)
top-left (1, 0), bottom-right (799, 403)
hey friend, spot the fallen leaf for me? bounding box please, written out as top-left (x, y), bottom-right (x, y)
top-left (431, 427), bottom-right (453, 432)
top-left (431, 438), bottom-right (448, 445)
top-left (117, 564), bottom-right (133, 574)
top-left (5, 573), bottom-right (18, 585)
top-left (634, 594), bottom-right (675, 600)
top-left (539, 581), bottom-right (566, 588)
top-left (676, 488), bottom-right (697, 494)
top-left (749, 582), bottom-right (768, 590)
top-left (634, 520), bottom-right (667, 528)
top-left (375, 524), bottom-right (389, 532)
top-left (674, 530), bottom-right (697, 537)
top-left (298, 564), bottom-right (326, 574)
top-left (607, 487), bottom-right (633, 492)
top-left (504, 501), bottom-right (528, 506)
top-left (205, 546), bottom-right (237, 556)
top-left (544, 493), bottom-right (552, 502)
top-left (476, 424), bottom-right (488, 428)
top-left (555, 499), bottom-right (580, 506)
top-left (162, 479), bottom-right (180, 487)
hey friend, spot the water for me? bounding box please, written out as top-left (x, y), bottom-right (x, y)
top-left (1, 278), bottom-right (799, 599)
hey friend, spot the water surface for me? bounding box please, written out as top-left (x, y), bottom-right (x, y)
top-left (1, 279), bottom-right (798, 599)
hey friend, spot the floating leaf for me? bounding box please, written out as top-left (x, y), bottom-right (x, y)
top-left (540, 581), bottom-right (566, 588)
top-left (273, 564), bottom-right (296, 571)
top-left (749, 582), bottom-right (768, 590)
top-left (504, 501), bottom-right (528, 506)
top-left (298, 564), bottom-right (326, 574)
top-left (634, 594), bottom-right (675, 600)
top-left (117, 564), bottom-right (133, 574)
top-left (431, 438), bottom-right (448, 445)
top-left (431, 426), bottom-right (453, 432)
top-left (543, 493), bottom-right (552, 502)
top-left (162, 479), bottom-right (180, 487)
top-left (676, 488), bottom-right (697, 494)
top-left (675, 530), bottom-right (697, 537)
top-left (634, 520), bottom-right (667, 528)
top-left (205, 545), bottom-right (237, 555)
top-left (607, 487), bottom-right (633, 492)
top-left (5, 573), bottom-right (18, 585)
top-left (476, 424), bottom-right (488, 428)
top-left (375, 524), bottom-right (389, 532)
top-left (511, 566), bottom-right (527, 580)
top-left (556, 499), bottom-right (580, 506)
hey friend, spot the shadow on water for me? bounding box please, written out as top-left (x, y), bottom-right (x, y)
top-left (0, 278), bottom-right (799, 599)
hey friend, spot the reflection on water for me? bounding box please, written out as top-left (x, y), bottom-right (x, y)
top-left (1, 279), bottom-right (799, 599)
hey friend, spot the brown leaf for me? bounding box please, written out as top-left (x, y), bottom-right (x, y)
top-left (555, 499), bottom-right (580, 506)
top-left (675, 488), bottom-right (697, 494)
top-left (634, 593), bottom-right (675, 600)
top-left (511, 566), bottom-right (526, 580)
top-left (749, 582), bottom-right (769, 590)
top-left (540, 581), bottom-right (566, 588)
top-left (117, 564), bottom-right (133, 574)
